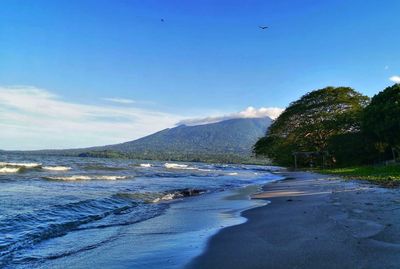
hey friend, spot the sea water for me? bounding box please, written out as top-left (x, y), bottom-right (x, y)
top-left (0, 153), bottom-right (282, 268)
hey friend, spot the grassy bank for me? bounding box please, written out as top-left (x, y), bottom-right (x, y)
top-left (321, 164), bottom-right (400, 187)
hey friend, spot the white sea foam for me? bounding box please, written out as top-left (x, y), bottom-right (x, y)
top-left (228, 172), bottom-right (239, 176)
top-left (164, 163), bottom-right (188, 169)
top-left (42, 166), bottom-right (72, 171)
top-left (164, 163), bottom-right (196, 170)
top-left (0, 167), bottom-right (21, 173)
top-left (161, 193), bottom-right (175, 200)
top-left (198, 168), bottom-right (213, 172)
top-left (48, 175), bottom-right (91, 181)
top-left (45, 175), bottom-right (128, 181)
top-left (94, 176), bottom-right (128, 180)
top-left (0, 162), bottom-right (41, 168)
top-left (151, 189), bottom-right (205, 203)
top-left (152, 193), bottom-right (176, 203)
top-left (140, 163), bottom-right (152, 168)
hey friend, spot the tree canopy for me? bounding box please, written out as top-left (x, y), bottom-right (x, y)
top-left (254, 87), bottom-right (370, 166)
top-left (362, 84), bottom-right (400, 150)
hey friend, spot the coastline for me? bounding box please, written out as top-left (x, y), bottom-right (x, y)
top-left (186, 171), bottom-right (400, 269)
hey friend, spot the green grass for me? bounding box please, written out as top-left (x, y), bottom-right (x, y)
top-left (321, 164), bottom-right (400, 187)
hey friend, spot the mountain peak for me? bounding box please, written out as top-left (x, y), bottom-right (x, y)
top-left (97, 117), bottom-right (272, 162)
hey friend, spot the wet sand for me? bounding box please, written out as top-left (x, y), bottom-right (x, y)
top-left (186, 171), bottom-right (400, 269)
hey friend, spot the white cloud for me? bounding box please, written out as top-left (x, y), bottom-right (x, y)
top-left (390, 76), bottom-right (400, 84)
top-left (102, 97), bottom-right (136, 104)
top-left (0, 86), bottom-right (183, 150)
top-left (238, 106), bottom-right (283, 119)
top-left (177, 106), bottom-right (284, 126)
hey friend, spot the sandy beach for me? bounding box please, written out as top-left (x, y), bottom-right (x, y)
top-left (187, 171), bottom-right (400, 269)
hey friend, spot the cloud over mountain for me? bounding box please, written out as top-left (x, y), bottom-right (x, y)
top-left (177, 106), bottom-right (284, 126)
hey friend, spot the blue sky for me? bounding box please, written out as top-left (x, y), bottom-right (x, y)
top-left (0, 0), bottom-right (399, 149)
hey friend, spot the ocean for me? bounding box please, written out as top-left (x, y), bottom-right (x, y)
top-left (0, 154), bottom-right (282, 268)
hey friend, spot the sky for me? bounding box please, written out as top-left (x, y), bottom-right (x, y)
top-left (0, 0), bottom-right (399, 150)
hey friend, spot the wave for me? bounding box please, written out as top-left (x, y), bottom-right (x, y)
top-left (140, 163), bottom-right (152, 168)
top-left (164, 163), bottom-right (196, 170)
top-left (0, 196), bottom-right (158, 260)
top-left (0, 167), bottom-right (21, 173)
top-left (149, 172), bottom-right (215, 179)
top-left (0, 163), bottom-right (72, 174)
top-left (228, 172), bottom-right (239, 176)
top-left (0, 162), bottom-right (41, 168)
top-left (82, 165), bottom-right (125, 171)
top-left (152, 188), bottom-right (206, 203)
top-left (197, 168), bottom-right (213, 172)
top-left (42, 166), bottom-right (72, 171)
top-left (116, 192), bottom-right (165, 203)
top-left (43, 175), bottom-right (128, 181)
top-left (116, 188), bottom-right (206, 204)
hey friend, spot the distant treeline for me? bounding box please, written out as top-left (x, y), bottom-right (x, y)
top-left (19, 149), bottom-right (269, 165)
top-left (254, 85), bottom-right (400, 168)
top-left (78, 150), bottom-right (268, 164)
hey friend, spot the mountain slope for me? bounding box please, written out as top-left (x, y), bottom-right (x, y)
top-left (101, 117), bottom-right (271, 156)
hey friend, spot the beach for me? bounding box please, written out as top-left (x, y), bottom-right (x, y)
top-left (187, 171), bottom-right (400, 269)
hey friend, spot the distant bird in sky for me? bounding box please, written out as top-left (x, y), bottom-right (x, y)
top-left (161, 18), bottom-right (165, 22)
top-left (259, 25), bottom-right (269, 30)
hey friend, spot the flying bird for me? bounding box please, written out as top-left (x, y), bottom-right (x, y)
top-left (161, 18), bottom-right (165, 22)
top-left (259, 25), bottom-right (269, 30)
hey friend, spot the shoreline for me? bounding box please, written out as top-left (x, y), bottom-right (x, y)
top-left (186, 170), bottom-right (400, 269)
top-left (21, 177), bottom-right (275, 269)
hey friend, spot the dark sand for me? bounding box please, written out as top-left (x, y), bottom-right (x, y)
top-left (186, 171), bottom-right (400, 269)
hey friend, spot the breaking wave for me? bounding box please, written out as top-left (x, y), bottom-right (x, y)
top-left (82, 165), bottom-right (125, 171)
top-left (43, 175), bottom-right (128, 181)
top-left (0, 195), bottom-right (166, 261)
top-left (42, 166), bottom-right (72, 171)
top-left (0, 162), bottom-right (71, 173)
top-left (0, 167), bottom-right (21, 173)
top-left (116, 188), bottom-right (206, 204)
top-left (164, 163), bottom-right (196, 170)
top-left (0, 162), bottom-right (42, 168)
top-left (152, 188), bottom-right (205, 203)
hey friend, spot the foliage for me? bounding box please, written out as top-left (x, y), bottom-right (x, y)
top-left (254, 87), bottom-right (369, 166)
top-left (322, 164), bottom-right (400, 187)
top-left (362, 84), bottom-right (400, 152)
top-left (327, 133), bottom-right (377, 166)
top-left (36, 149), bottom-right (268, 165)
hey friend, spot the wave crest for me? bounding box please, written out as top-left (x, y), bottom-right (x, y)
top-left (44, 175), bottom-right (128, 181)
top-left (0, 167), bottom-right (21, 173)
top-left (0, 162), bottom-right (41, 168)
top-left (152, 188), bottom-right (206, 203)
top-left (42, 166), bottom-right (72, 171)
top-left (164, 163), bottom-right (196, 170)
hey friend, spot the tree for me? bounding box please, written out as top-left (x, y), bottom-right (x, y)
top-left (327, 133), bottom-right (377, 166)
top-left (362, 84), bottom-right (400, 159)
top-left (254, 87), bottom-right (370, 166)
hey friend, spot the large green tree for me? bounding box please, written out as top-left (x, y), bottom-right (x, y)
top-left (254, 87), bottom-right (370, 165)
top-left (362, 84), bottom-right (400, 154)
